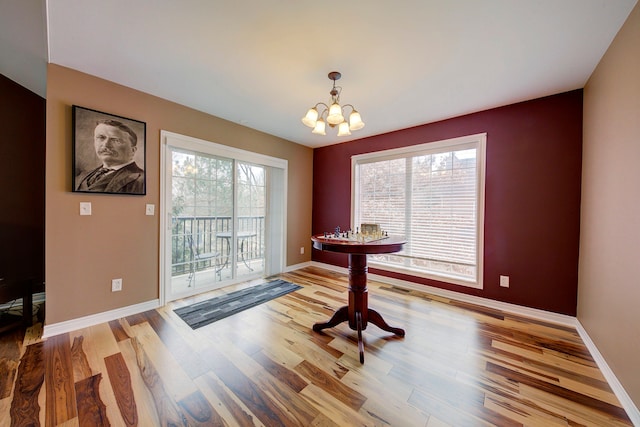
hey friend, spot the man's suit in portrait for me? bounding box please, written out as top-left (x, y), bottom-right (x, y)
top-left (76, 162), bottom-right (144, 194)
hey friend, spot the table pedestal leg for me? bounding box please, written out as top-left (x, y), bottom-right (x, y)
top-left (368, 308), bottom-right (405, 337)
top-left (312, 306), bottom-right (349, 331)
top-left (312, 253), bottom-right (404, 363)
top-left (356, 311), bottom-right (364, 363)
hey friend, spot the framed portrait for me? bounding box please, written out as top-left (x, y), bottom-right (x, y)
top-left (72, 105), bottom-right (146, 195)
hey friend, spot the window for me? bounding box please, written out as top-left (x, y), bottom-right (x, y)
top-left (352, 133), bottom-right (486, 288)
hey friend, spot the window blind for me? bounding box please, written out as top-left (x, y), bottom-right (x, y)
top-left (353, 134), bottom-right (485, 287)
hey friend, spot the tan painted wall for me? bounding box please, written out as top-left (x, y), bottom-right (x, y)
top-left (45, 64), bottom-right (313, 325)
top-left (579, 2), bottom-right (640, 408)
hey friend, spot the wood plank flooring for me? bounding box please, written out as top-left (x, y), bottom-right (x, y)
top-left (0, 266), bottom-right (633, 426)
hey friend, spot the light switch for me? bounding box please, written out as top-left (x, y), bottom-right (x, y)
top-left (146, 204), bottom-right (155, 215)
top-left (80, 202), bottom-right (92, 216)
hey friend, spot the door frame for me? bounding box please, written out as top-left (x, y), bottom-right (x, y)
top-left (159, 130), bottom-right (288, 305)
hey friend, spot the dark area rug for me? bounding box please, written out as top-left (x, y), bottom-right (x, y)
top-left (174, 279), bottom-right (302, 329)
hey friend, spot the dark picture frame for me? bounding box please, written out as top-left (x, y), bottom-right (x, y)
top-left (72, 105), bottom-right (146, 195)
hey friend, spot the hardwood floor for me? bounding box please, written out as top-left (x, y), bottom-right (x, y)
top-left (0, 266), bottom-right (633, 426)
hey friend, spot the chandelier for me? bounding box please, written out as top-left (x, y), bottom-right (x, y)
top-left (301, 71), bottom-right (365, 136)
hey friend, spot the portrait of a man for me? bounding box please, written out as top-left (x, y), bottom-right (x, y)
top-left (73, 106), bottom-right (146, 195)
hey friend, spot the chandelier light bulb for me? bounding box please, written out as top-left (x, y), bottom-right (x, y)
top-left (327, 102), bottom-right (344, 125)
top-left (337, 121), bottom-right (351, 136)
top-left (301, 107), bottom-right (318, 128)
top-left (349, 110), bottom-right (365, 131)
top-left (312, 118), bottom-right (326, 135)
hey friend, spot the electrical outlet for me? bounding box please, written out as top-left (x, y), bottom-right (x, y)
top-left (112, 278), bottom-right (123, 292)
top-left (300, 246), bottom-right (305, 255)
top-left (500, 275), bottom-right (510, 288)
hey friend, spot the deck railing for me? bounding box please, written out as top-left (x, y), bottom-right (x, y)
top-left (171, 215), bottom-right (264, 275)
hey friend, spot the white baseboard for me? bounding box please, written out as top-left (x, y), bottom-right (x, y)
top-left (309, 261), bottom-right (347, 275)
top-left (284, 261), bottom-right (312, 272)
top-left (310, 261), bottom-right (639, 422)
top-left (574, 321), bottom-right (640, 426)
top-left (42, 299), bottom-right (160, 339)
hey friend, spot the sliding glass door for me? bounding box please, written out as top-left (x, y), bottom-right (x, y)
top-left (235, 162), bottom-right (266, 277)
top-left (161, 131), bottom-right (285, 302)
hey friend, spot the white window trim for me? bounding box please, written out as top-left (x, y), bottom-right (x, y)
top-left (351, 133), bottom-right (486, 289)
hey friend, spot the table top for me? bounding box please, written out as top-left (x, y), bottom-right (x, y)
top-left (311, 234), bottom-right (406, 255)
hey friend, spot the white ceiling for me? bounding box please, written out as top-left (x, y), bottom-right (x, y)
top-left (1, 1), bottom-right (636, 148)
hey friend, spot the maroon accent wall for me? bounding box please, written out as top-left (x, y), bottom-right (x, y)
top-left (312, 90), bottom-right (583, 316)
top-left (0, 74), bottom-right (46, 289)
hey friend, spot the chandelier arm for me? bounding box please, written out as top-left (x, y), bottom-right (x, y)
top-left (315, 103), bottom-right (329, 117)
top-left (341, 104), bottom-right (355, 112)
